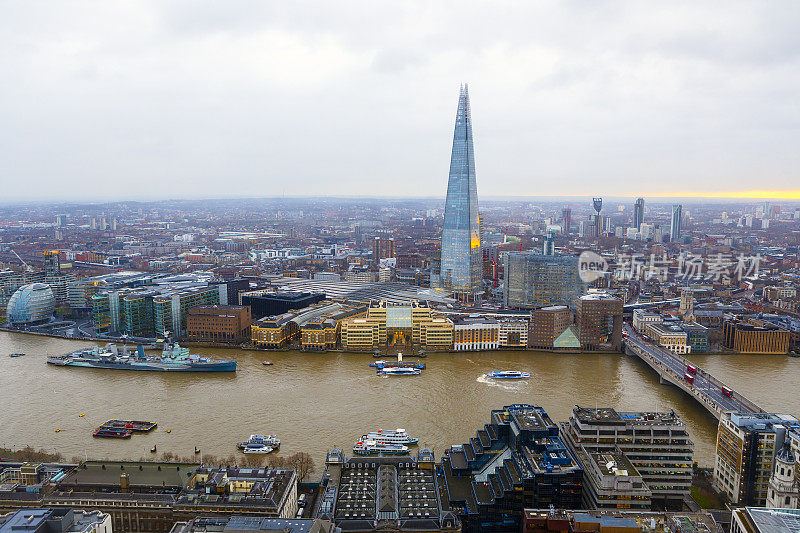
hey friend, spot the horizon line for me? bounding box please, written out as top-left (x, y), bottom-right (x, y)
top-left (3, 191), bottom-right (800, 206)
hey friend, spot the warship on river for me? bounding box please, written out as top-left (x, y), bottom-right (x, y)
top-left (47, 342), bottom-right (236, 372)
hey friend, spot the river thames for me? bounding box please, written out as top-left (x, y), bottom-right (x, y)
top-left (2, 330), bottom-right (798, 468)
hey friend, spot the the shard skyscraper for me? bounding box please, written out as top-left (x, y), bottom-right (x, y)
top-left (435, 84), bottom-right (482, 301)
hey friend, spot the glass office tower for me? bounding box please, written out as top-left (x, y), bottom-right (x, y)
top-left (670, 204), bottom-right (683, 242)
top-left (503, 253), bottom-right (586, 309)
top-left (436, 84), bottom-right (482, 300)
top-left (633, 197), bottom-right (645, 230)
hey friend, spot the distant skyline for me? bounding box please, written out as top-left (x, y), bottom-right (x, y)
top-left (2, 2), bottom-right (800, 201)
top-left (3, 195), bottom-right (799, 210)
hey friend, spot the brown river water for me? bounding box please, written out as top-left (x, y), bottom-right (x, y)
top-left (2, 330), bottom-right (798, 468)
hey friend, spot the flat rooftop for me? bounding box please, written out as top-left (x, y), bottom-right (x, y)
top-left (243, 290), bottom-right (322, 302)
top-left (491, 404), bottom-right (556, 434)
top-left (58, 461), bottom-right (199, 489)
top-left (173, 516), bottom-right (329, 532)
top-left (741, 507), bottom-right (800, 533)
top-left (268, 278), bottom-right (456, 305)
top-left (510, 409), bottom-right (552, 432)
top-left (575, 407), bottom-right (686, 426)
top-left (590, 452), bottom-right (640, 477)
top-left (729, 412), bottom-right (798, 429)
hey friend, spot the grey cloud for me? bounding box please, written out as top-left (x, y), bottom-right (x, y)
top-left (1, 1), bottom-right (799, 201)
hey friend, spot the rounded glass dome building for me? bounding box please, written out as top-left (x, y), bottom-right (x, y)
top-left (6, 283), bottom-right (55, 325)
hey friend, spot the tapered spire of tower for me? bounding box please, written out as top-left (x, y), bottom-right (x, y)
top-left (433, 84), bottom-right (482, 301)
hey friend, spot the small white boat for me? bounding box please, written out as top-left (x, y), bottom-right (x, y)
top-left (262, 361), bottom-right (273, 366)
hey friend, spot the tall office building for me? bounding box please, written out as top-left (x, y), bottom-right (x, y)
top-left (670, 204), bottom-right (683, 242)
top-left (543, 229), bottom-right (556, 255)
top-left (371, 237), bottom-right (396, 262)
top-left (602, 215), bottom-right (613, 234)
top-left (576, 294), bottom-right (623, 351)
top-left (713, 412), bottom-right (799, 506)
top-left (561, 207), bottom-right (572, 235)
top-left (435, 84), bottom-right (482, 301)
top-left (561, 406), bottom-right (694, 510)
top-left (503, 253), bottom-right (586, 309)
top-left (592, 198), bottom-right (603, 237)
top-left (633, 198), bottom-right (644, 229)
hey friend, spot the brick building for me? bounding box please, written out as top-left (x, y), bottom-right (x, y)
top-left (529, 306), bottom-right (571, 349)
top-left (186, 305), bottom-right (252, 344)
top-left (576, 294), bottom-right (623, 351)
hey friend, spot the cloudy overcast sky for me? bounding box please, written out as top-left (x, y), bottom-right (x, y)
top-left (2, 1), bottom-right (799, 201)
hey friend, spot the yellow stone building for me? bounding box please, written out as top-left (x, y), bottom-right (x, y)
top-left (340, 300), bottom-right (454, 351)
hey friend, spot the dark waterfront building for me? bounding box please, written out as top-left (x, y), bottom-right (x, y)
top-left (576, 294), bottom-right (623, 351)
top-left (241, 291), bottom-right (325, 320)
top-left (439, 404), bottom-right (583, 533)
top-left (434, 84), bottom-right (482, 302)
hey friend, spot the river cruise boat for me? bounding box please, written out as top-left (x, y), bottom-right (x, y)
top-left (369, 360), bottom-right (425, 370)
top-left (485, 370), bottom-right (530, 379)
top-left (362, 428), bottom-right (419, 446)
top-left (377, 367), bottom-right (420, 376)
top-left (47, 343), bottom-right (236, 372)
top-left (237, 434), bottom-right (280, 451)
top-left (242, 443), bottom-right (276, 454)
top-left (353, 440), bottom-right (409, 456)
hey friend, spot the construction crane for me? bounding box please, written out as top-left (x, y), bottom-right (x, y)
top-left (10, 249), bottom-right (34, 272)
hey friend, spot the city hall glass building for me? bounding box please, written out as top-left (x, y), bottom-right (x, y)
top-left (435, 84), bottom-right (482, 301)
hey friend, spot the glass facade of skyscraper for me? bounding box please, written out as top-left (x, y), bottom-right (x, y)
top-left (436, 84), bottom-right (482, 298)
top-left (633, 197), bottom-right (645, 229)
top-left (503, 253), bottom-right (587, 309)
top-left (670, 204), bottom-right (683, 242)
